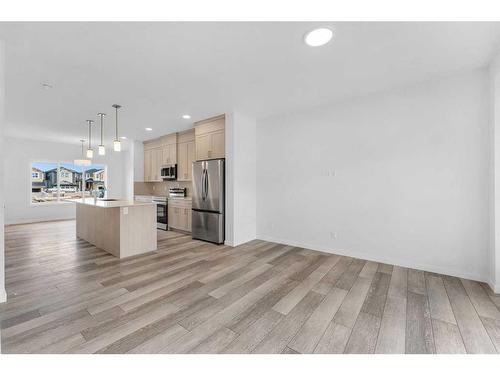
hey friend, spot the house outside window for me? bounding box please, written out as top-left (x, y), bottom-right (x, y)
top-left (31, 162), bottom-right (107, 204)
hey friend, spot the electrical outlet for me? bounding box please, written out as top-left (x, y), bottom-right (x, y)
top-left (330, 231), bottom-right (337, 240)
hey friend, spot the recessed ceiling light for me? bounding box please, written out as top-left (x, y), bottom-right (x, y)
top-left (304, 28), bottom-right (333, 47)
top-left (120, 136), bottom-right (127, 140)
top-left (182, 114), bottom-right (191, 119)
top-left (145, 127), bottom-right (153, 131)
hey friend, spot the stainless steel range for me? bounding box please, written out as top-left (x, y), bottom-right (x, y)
top-left (152, 196), bottom-right (168, 230)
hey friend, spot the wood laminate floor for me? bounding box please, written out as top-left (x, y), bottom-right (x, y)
top-left (1, 220), bottom-right (500, 354)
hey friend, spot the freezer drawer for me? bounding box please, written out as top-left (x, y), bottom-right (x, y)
top-left (192, 210), bottom-right (224, 244)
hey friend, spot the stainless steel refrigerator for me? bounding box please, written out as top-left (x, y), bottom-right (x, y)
top-left (191, 159), bottom-right (225, 244)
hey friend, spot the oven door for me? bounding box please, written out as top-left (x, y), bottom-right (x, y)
top-left (156, 203), bottom-right (168, 230)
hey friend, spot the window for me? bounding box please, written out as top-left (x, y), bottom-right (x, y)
top-left (31, 162), bottom-right (107, 204)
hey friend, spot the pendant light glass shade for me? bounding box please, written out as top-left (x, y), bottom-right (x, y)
top-left (97, 113), bottom-right (106, 156)
top-left (86, 120), bottom-right (94, 159)
top-left (112, 104), bottom-right (122, 152)
top-left (75, 140), bottom-right (91, 166)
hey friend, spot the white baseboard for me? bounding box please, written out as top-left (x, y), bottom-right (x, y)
top-left (0, 288), bottom-right (6, 304)
top-left (6, 217), bottom-right (75, 226)
top-left (487, 281), bottom-right (500, 294)
top-left (257, 235), bottom-right (489, 284)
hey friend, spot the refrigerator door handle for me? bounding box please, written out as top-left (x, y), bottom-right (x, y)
top-left (201, 167), bottom-right (207, 201)
top-left (204, 168), bottom-right (209, 200)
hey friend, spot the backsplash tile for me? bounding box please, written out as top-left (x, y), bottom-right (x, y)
top-left (134, 181), bottom-right (191, 197)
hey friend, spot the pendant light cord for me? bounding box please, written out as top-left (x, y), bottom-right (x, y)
top-left (97, 113), bottom-right (105, 145)
top-left (87, 120), bottom-right (93, 149)
top-left (115, 106), bottom-right (118, 140)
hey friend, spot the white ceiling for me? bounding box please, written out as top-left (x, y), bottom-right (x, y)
top-left (1, 22), bottom-right (500, 144)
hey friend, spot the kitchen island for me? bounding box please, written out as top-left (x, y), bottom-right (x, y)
top-left (71, 198), bottom-right (157, 258)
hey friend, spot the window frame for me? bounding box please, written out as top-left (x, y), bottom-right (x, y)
top-left (29, 160), bottom-right (108, 207)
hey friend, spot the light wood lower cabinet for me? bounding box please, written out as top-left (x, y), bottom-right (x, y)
top-left (168, 200), bottom-right (192, 232)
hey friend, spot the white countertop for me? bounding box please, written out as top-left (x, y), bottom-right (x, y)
top-left (67, 198), bottom-right (157, 208)
top-left (134, 195), bottom-right (192, 201)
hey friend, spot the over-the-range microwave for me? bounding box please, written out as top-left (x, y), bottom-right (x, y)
top-left (161, 164), bottom-right (177, 181)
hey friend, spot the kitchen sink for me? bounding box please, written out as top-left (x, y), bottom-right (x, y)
top-left (98, 198), bottom-right (120, 201)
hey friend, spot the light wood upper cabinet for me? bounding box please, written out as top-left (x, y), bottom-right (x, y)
top-left (210, 130), bottom-right (225, 159)
top-left (195, 115), bottom-right (225, 161)
top-left (153, 148), bottom-right (163, 181)
top-left (144, 149), bottom-right (152, 182)
top-left (142, 115), bottom-right (225, 182)
top-left (177, 129), bottom-right (195, 181)
top-left (143, 134), bottom-right (178, 182)
top-left (195, 133), bottom-right (211, 161)
top-left (159, 134), bottom-right (177, 166)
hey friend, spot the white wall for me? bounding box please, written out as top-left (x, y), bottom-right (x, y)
top-left (225, 111), bottom-right (257, 246)
top-left (0, 40), bottom-right (6, 305)
top-left (489, 53), bottom-right (500, 292)
top-left (133, 140), bottom-right (144, 182)
top-left (123, 140), bottom-right (135, 200)
top-left (257, 69), bottom-right (491, 283)
top-left (3, 136), bottom-right (133, 225)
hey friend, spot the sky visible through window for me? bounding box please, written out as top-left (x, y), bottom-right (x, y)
top-left (31, 162), bottom-right (104, 172)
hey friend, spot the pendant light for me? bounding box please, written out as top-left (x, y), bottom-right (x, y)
top-left (74, 140), bottom-right (91, 166)
top-left (86, 120), bottom-right (94, 159)
top-left (97, 113), bottom-right (106, 155)
top-left (112, 104), bottom-right (122, 152)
